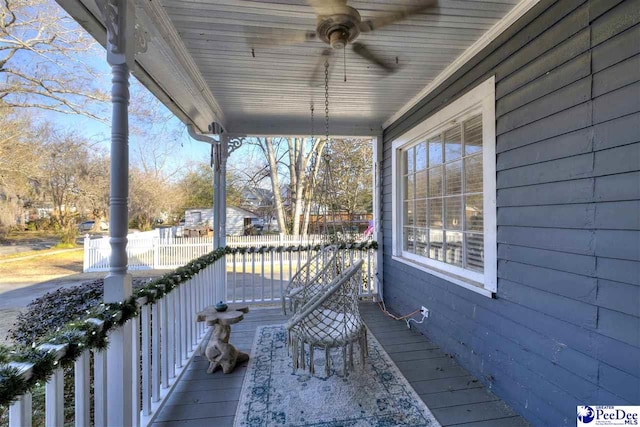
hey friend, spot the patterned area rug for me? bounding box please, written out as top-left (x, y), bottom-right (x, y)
top-left (234, 325), bottom-right (440, 427)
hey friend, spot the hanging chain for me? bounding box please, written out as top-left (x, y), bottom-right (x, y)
top-left (324, 59), bottom-right (330, 143)
top-left (310, 103), bottom-right (314, 141)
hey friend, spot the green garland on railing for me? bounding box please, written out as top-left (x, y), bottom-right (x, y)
top-left (0, 241), bottom-right (377, 407)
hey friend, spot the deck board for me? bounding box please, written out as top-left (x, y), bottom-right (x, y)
top-left (151, 304), bottom-right (529, 426)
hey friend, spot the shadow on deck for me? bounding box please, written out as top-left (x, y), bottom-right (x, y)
top-left (151, 304), bottom-right (529, 427)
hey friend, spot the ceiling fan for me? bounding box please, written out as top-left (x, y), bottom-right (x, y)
top-left (248, 0), bottom-right (437, 84)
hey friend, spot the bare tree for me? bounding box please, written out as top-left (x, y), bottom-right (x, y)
top-left (38, 129), bottom-right (94, 243)
top-left (0, 0), bottom-right (110, 120)
top-left (242, 136), bottom-right (327, 235)
top-left (319, 138), bottom-right (373, 216)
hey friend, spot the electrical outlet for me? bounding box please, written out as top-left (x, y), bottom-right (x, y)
top-left (420, 306), bottom-right (429, 318)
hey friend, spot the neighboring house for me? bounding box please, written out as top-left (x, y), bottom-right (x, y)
top-left (184, 206), bottom-right (258, 236)
top-left (241, 187), bottom-right (273, 211)
top-left (227, 206), bottom-right (259, 235)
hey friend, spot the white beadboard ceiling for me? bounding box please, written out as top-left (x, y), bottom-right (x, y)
top-left (58, 0), bottom-right (524, 135)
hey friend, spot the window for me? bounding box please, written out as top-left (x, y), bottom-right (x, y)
top-left (391, 77), bottom-right (496, 296)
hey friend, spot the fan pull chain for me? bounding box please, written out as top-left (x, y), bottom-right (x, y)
top-left (324, 59), bottom-right (330, 143)
top-left (310, 103), bottom-right (314, 141)
top-left (343, 48), bottom-right (347, 82)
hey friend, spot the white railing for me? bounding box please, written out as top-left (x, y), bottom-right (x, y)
top-left (5, 244), bottom-right (376, 426)
top-left (225, 233), bottom-right (368, 247)
top-left (225, 245), bottom-right (377, 303)
top-left (84, 232), bottom-right (369, 272)
top-left (6, 257), bottom-right (227, 427)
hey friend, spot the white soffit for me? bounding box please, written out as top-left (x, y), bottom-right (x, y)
top-left (158, 0), bottom-right (523, 135)
top-left (56, 0), bottom-right (535, 136)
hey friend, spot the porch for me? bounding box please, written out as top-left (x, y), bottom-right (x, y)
top-left (151, 304), bottom-right (528, 427)
top-left (2, 0), bottom-right (635, 425)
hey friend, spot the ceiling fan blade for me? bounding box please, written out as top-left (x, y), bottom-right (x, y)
top-left (307, 0), bottom-right (348, 15)
top-left (352, 42), bottom-right (396, 74)
top-left (247, 30), bottom-right (317, 48)
top-left (309, 49), bottom-right (334, 87)
top-left (358, 1), bottom-right (437, 32)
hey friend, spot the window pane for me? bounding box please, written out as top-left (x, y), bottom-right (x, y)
top-left (466, 233), bottom-right (484, 271)
top-left (445, 160), bottom-right (462, 195)
top-left (428, 229), bottom-right (444, 261)
top-left (465, 154), bottom-right (483, 193)
top-left (428, 136), bottom-right (442, 166)
top-left (403, 227), bottom-right (414, 252)
top-left (415, 199), bottom-right (427, 227)
top-left (416, 171), bottom-right (427, 199)
top-left (402, 175), bottom-right (408, 201)
top-left (429, 198), bottom-right (443, 228)
top-left (405, 174), bottom-right (415, 200)
top-left (416, 142), bottom-right (427, 171)
top-left (445, 231), bottom-right (463, 266)
top-left (428, 166), bottom-right (443, 197)
top-left (415, 228), bottom-right (427, 256)
top-left (444, 126), bottom-right (462, 162)
top-left (465, 194), bottom-right (483, 232)
top-left (464, 115), bottom-right (483, 155)
top-left (445, 196), bottom-right (462, 230)
top-left (406, 147), bottom-right (415, 173)
top-left (404, 201), bottom-right (414, 226)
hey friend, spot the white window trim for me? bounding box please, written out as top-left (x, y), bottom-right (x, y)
top-left (391, 76), bottom-right (497, 297)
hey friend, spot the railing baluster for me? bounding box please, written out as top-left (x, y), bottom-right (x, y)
top-left (251, 251), bottom-right (256, 302)
top-left (232, 253), bottom-right (236, 303)
top-left (367, 249), bottom-right (373, 295)
top-left (132, 316), bottom-right (141, 427)
top-left (9, 392), bottom-right (32, 427)
top-left (173, 287), bottom-right (182, 368)
top-left (270, 248), bottom-right (275, 301)
top-left (151, 301), bottom-right (161, 402)
top-left (166, 291), bottom-right (176, 381)
top-left (185, 281), bottom-right (191, 354)
top-left (74, 351), bottom-right (90, 427)
top-left (261, 250), bottom-right (265, 302)
top-left (242, 252), bottom-right (246, 302)
top-left (195, 274), bottom-right (202, 336)
top-left (93, 350), bottom-right (107, 427)
top-left (190, 279), bottom-right (196, 349)
top-left (45, 366), bottom-right (63, 427)
top-left (279, 251), bottom-right (284, 299)
top-left (194, 278), bottom-right (199, 345)
top-left (141, 303), bottom-right (153, 413)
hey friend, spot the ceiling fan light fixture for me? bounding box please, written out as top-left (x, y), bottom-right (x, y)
top-left (316, 6), bottom-right (361, 48)
top-left (328, 30), bottom-right (349, 49)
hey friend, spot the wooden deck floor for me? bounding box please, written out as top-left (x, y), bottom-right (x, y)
top-left (150, 304), bottom-right (529, 427)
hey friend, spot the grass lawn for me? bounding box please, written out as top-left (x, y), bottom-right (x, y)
top-left (0, 249), bottom-right (85, 285)
top-left (0, 229), bottom-right (60, 244)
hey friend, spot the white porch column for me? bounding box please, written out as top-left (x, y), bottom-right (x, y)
top-left (99, 0), bottom-right (136, 425)
top-left (373, 133), bottom-right (384, 300)
top-left (219, 135), bottom-right (228, 247)
top-left (213, 141), bottom-right (221, 249)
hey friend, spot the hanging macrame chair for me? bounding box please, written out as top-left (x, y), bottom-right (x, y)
top-left (281, 140), bottom-right (368, 377)
top-left (281, 143), bottom-right (352, 314)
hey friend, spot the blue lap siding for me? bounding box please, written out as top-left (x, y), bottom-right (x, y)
top-left (381, 1), bottom-right (640, 425)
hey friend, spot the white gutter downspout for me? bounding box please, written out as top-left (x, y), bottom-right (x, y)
top-left (186, 124), bottom-right (227, 303)
top-left (186, 124), bottom-right (220, 250)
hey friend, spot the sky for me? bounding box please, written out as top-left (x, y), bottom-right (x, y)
top-left (5, 0), bottom-right (288, 183)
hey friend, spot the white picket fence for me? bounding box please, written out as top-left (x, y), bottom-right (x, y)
top-left (84, 231), bottom-right (369, 272)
